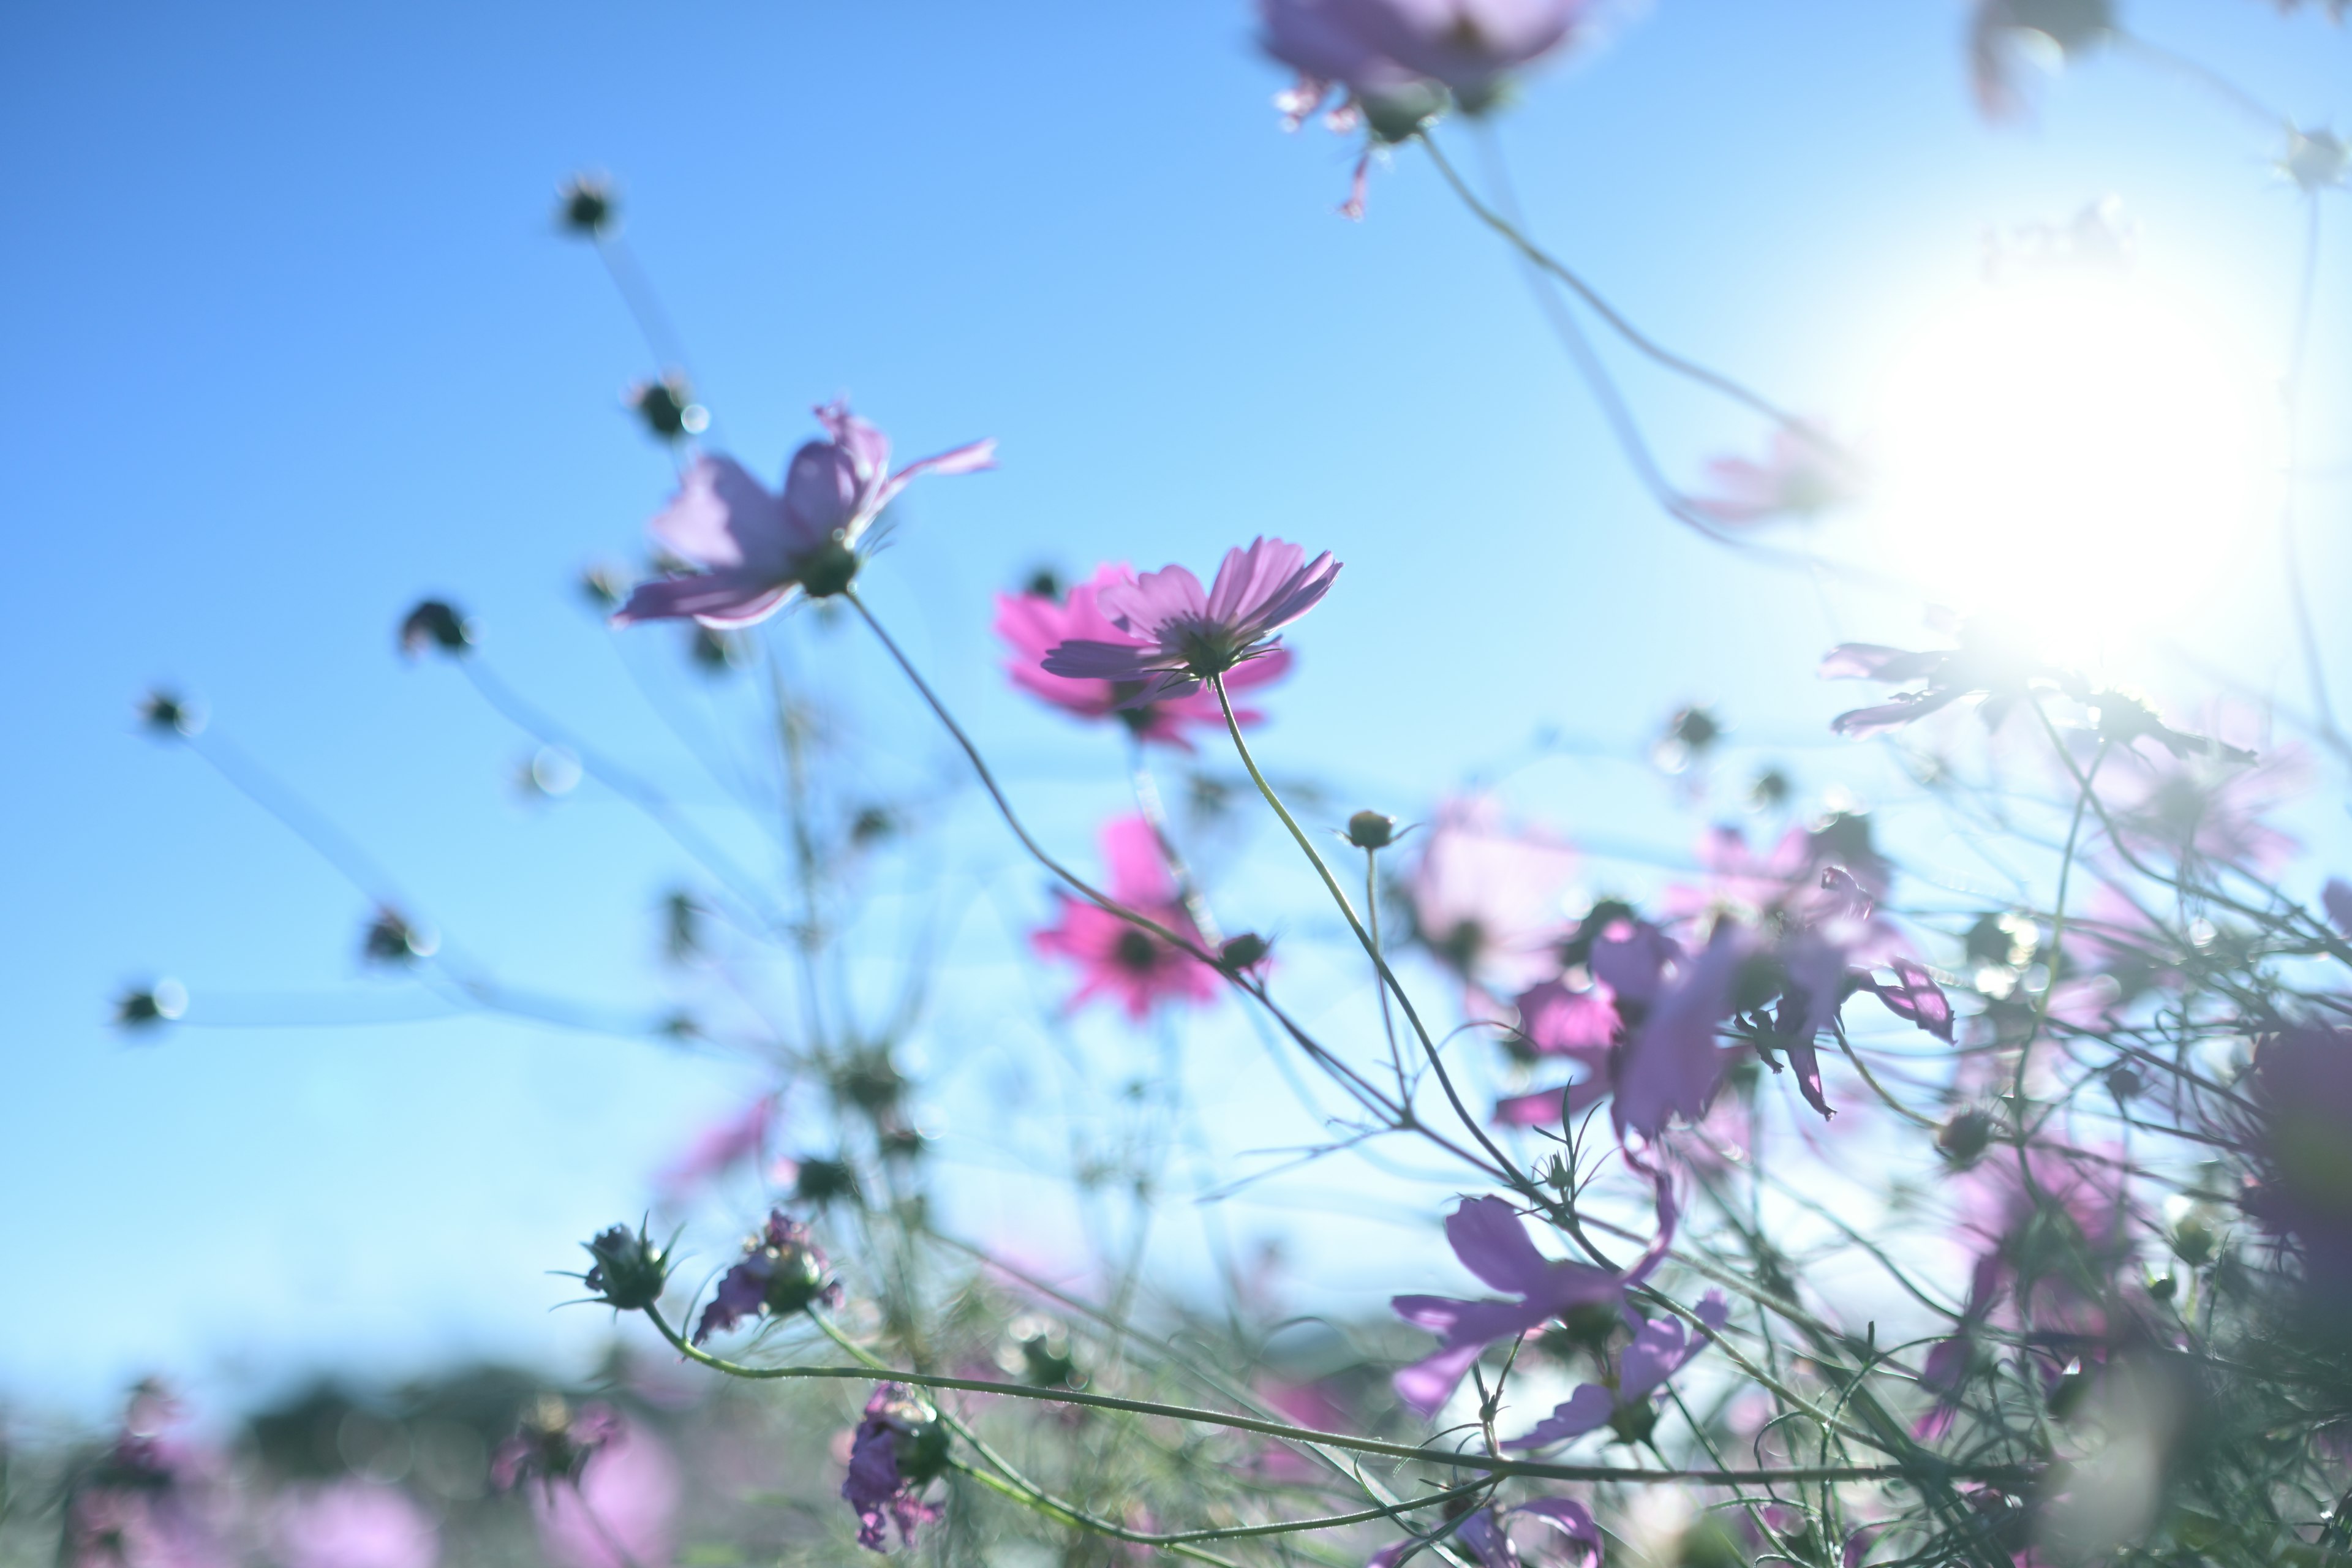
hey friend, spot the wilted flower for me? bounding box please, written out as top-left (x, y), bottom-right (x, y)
top-left (612, 402), bottom-right (995, 628)
top-left (1407, 796), bottom-right (1580, 998)
top-left (1391, 1175), bottom-right (1675, 1415)
top-left (397, 600), bottom-right (472, 659)
top-left (1031, 815), bottom-right (1219, 1019)
top-left (1969, 0), bottom-right (2113, 122)
top-left (997, 564), bottom-right (1293, 749)
top-left (272, 1481), bottom-right (439, 1568)
top-left (843, 1384), bottom-right (949, 1552)
top-left (555, 173), bottom-right (614, 237)
top-left (693, 1210), bottom-right (842, 1342)
top-left (491, 1398), bottom-right (622, 1494)
top-left (1507, 1290), bottom-right (1732, 1447)
top-left (1040, 538), bottom-right (1338, 704)
top-left (1691, 423), bottom-right (1861, 524)
top-left (1368, 1496), bottom-right (1604, 1567)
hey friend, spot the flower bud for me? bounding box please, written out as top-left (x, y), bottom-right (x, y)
top-left (555, 175), bottom-right (616, 238)
top-left (1937, 1107), bottom-right (1995, 1167)
top-left (1219, 932), bottom-right (1270, 972)
top-left (362, 910), bottom-right (437, 965)
top-left (398, 600), bottom-right (473, 659)
top-left (1345, 810), bottom-right (1397, 850)
top-left (793, 1156), bottom-right (860, 1207)
top-left (138, 690), bottom-right (203, 739)
top-left (579, 563), bottom-right (629, 611)
top-left (627, 373), bottom-right (708, 442)
top-left (581, 1223), bottom-right (671, 1312)
top-left (113, 980), bottom-right (187, 1029)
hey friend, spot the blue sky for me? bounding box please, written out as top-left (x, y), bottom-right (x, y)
top-left (2, 0), bottom-right (2346, 1421)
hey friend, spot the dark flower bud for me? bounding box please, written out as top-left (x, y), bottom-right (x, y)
top-left (626, 373), bottom-right (708, 442)
top-left (1345, 810), bottom-right (1398, 850)
top-left (137, 690), bottom-right (202, 739)
top-left (1749, 767), bottom-right (1791, 809)
top-left (581, 1223), bottom-right (671, 1312)
top-left (362, 910), bottom-right (436, 965)
top-left (793, 1156), bottom-right (861, 1208)
top-left (794, 537), bottom-right (861, 599)
top-left (579, 563), bottom-right (628, 611)
top-left (834, 1051), bottom-right (906, 1114)
top-left (113, 980), bottom-right (186, 1029)
top-left (398, 600), bottom-right (473, 659)
top-left (2283, 127), bottom-right (2348, 195)
top-left (1020, 565), bottom-right (1064, 600)
top-left (555, 175), bottom-right (615, 238)
top-left (1937, 1107), bottom-right (1995, 1167)
top-left (1607, 1397), bottom-right (1659, 1446)
top-left (1359, 83), bottom-right (1446, 145)
top-left (688, 625), bottom-right (746, 674)
top-left (1219, 932), bottom-right (1271, 972)
top-left (850, 805), bottom-right (895, 846)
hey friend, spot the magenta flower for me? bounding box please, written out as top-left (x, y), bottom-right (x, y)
top-left (1492, 911), bottom-right (1682, 1128)
top-left (1691, 424), bottom-right (1861, 524)
top-left (1862, 958), bottom-right (1954, 1043)
top-left (1031, 816), bottom-right (1220, 1019)
top-left (612, 402), bottom-right (994, 628)
top-left (1408, 796), bottom-right (1581, 999)
top-left (491, 1400), bottom-right (622, 1494)
top-left (1507, 1290), bottom-right (1732, 1449)
top-left (843, 1385), bottom-right (949, 1553)
top-left (527, 1423), bottom-right (679, 1568)
top-left (996, 564), bottom-right (1293, 750)
top-left (1039, 538), bottom-right (1338, 705)
top-left (693, 1210), bottom-right (843, 1343)
top-left (656, 1091), bottom-right (780, 1199)
top-left (272, 1483), bottom-right (438, 1568)
top-left (1391, 1177), bottom-right (1675, 1416)
top-left (1367, 1496), bottom-right (1602, 1568)
top-left (64, 1388), bottom-right (229, 1568)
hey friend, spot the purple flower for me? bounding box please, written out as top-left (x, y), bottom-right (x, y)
top-left (1611, 924), bottom-right (1751, 1142)
top-left (64, 1388), bottom-right (228, 1568)
top-left (1507, 1290), bottom-right (1732, 1449)
top-left (995, 564), bottom-right (1293, 750)
top-left (527, 1423), bottom-right (679, 1568)
top-left (1863, 958), bottom-right (1954, 1043)
top-left (1367, 1497), bottom-right (1602, 1568)
top-left (1691, 424), bottom-right (1861, 525)
top-left (1039, 537), bottom-right (1338, 704)
top-left (612, 402), bottom-right (994, 628)
top-left (272, 1482), bottom-right (437, 1568)
top-left (1262, 0), bottom-right (1600, 105)
top-left (2242, 1027), bottom-right (2352, 1292)
top-left (693, 1210), bottom-right (843, 1343)
top-left (1409, 796), bottom-right (1581, 1000)
top-left (843, 1385), bottom-right (949, 1553)
top-left (491, 1399), bottom-right (622, 1494)
top-left (1818, 631), bottom-right (2051, 740)
top-left (1391, 1175), bottom-right (1675, 1416)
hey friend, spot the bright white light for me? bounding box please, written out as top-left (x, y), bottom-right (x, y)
top-left (1870, 273), bottom-right (2278, 662)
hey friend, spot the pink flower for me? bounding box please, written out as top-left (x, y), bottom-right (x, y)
top-left (995, 564), bottom-right (1293, 750)
top-left (1408, 797), bottom-right (1580, 998)
top-left (1390, 1172), bottom-right (1675, 1416)
top-left (273, 1483), bottom-right (437, 1568)
top-left (1506, 1290), bottom-right (1732, 1448)
top-left (1031, 816), bottom-right (1219, 1019)
top-left (1612, 922), bottom-right (1752, 1141)
top-left (613, 402), bottom-right (994, 628)
top-left (529, 1424), bottom-right (679, 1568)
top-left (1261, 0), bottom-right (1600, 105)
top-left (655, 1093), bottom-right (779, 1200)
top-left (1039, 538), bottom-right (1338, 704)
top-left (1691, 424), bottom-right (1861, 524)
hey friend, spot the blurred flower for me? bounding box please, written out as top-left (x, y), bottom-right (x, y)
top-left (657, 1092), bottom-right (778, 1199)
top-left (360, 910), bottom-right (435, 965)
top-left (397, 601), bottom-right (472, 659)
top-left (1691, 424), bottom-right (1861, 525)
top-left (273, 1482), bottom-right (438, 1568)
top-left (1969, 0), bottom-right (2113, 122)
top-left (612, 402), bottom-right (995, 628)
top-left (2242, 1028), bottom-right (2352, 1293)
top-left (2324, 878), bottom-right (2352, 937)
top-left (2094, 726), bottom-right (2297, 878)
top-left (64, 1385), bottom-right (227, 1568)
top-left (1612, 922), bottom-right (1752, 1140)
top-left (527, 1420), bottom-right (677, 1568)
top-left (1368, 1496), bottom-right (1604, 1567)
top-left (1507, 1291), bottom-right (1732, 1447)
top-left (997, 564), bottom-right (1292, 749)
top-left (1040, 537), bottom-right (1338, 704)
top-left (693, 1210), bottom-right (842, 1343)
top-left (491, 1398), bottom-right (621, 1494)
top-left (1031, 815), bottom-right (1219, 1019)
top-left (793, 1155), bottom-right (862, 1207)
top-left (2282, 126), bottom-right (2349, 193)
top-left (555, 173), bottom-right (615, 238)
top-left (843, 1384), bottom-right (949, 1552)
top-left (1391, 1177), bottom-right (1675, 1415)
top-left (627, 372), bottom-right (708, 442)
top-left (1261, 0), bottom-right (1599, 108)
top-left (1819, 628), bottom-right (2056, 739)
top-left (1346, 809), bottom-right (1398, 848)
top-left (113, 979), bottom-right (187, 1029)
top-left (1407, 796), bottom-right (1580, 998)
top-left (138, 689), bottom-right (203, 738)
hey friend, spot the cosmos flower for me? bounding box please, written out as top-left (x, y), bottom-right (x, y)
top-left (272, 1482), bottom-right (439, 1568)
top-left (1819, 630), bottom-right (2055, 740)
top-left (2242, 1027), bottom-right (2352, 1293)
top-left (996, 564), bottom-right (1293, 750)
top-left (1506, 1290), bottom-right (1732, 1449)
top-left (613, 403), bottom-right (994, 628)
top-left (693, 1211), bottom-right (843, 1343)
top-left (1690, 424), bottom-right (1861, 524)
top-left (1391, 1174), bottom-right (1675, 1416)
top-left (657, 1093), bottom-right (781, 1200)
top-left (1261, 0), bottom-right (1600, 105)
top-left (1408, 796), bottom-right (1581, 999)
top-left (843, 1385), bottom-right (949, 1553)
top-left (1039, 538), bottom-right (1338, 705)
top-left (63, 1387), bottom-right (228, 1568)
top-left (1031, 816), bottom-right (1220, 1020)
top-left (1367, 1496), bottom-right (1604, 1567)
top-left (1611, 923), bottom-right (1754, 1140)
top-left (527, 1422), bottom-right (679, 1568)
top-left (491, 1400), bottom-right (623, 1494)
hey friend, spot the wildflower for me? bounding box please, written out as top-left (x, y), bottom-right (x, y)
top-left (1969, 0), bottom-right (2113, 122)
top-left (525, 1420), bottom-right (679, 1568)
top-left (656, 1093), bottom-right (778, 1199)
top-left (1611, 923), bottom-right (1752, 1140)
top-left (272, 1480), bottom-right (439, 1568)
top-left (612, 403), bottom-right (995, 628)
top-left (1507, 1290), bottom-right (1732, 1447)
top-left (996, 564), bottom-right (1292, 749)
top-left (64, 1385), bottom-right (227, 1568)
top-left (1039, 537), bottom-right (1338, 704)
top-left (842, 1384), bottom-right (949, 1552)
top-left (1861, 958), bottom-right (1954, 1042)
top-left (579, 1222), bottom-right (672, 1313)
top-left (1407, 796), bottom-right (1580, 998)
top-left (1031, 816), bottom-right (1219, 1019)
top-left (2094, 726), bottom-right (2294, 878)
top-left (1391, 1174), bottom-right (1675, 1415)
top-left (1691, 423), bottom-right (1861, 524)
top-left (491, 1398), bottom-right (621, 1493)
top-left (1819, 626), bottom-right (2062, 739)
top-left (397, 600), bottom-right (472, 658)
top-left (1491, 909), bottom-right (1679, 1127)
top-left (693, 1210), bottom-right (842, 1342)
top-left (1261, 0), bottom-right (1600, 110)
top-left (1368, 1496), bottom-right (1603, 1567)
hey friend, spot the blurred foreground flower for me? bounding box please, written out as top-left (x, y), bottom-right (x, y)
top-left (1407, 796), bottom-right (1580, 999)
top-left (272, 1481), bottom-right (438, 1568)
top-left (998, 563), bottom-right (1293, 748)
top-left (1032, 815), bottom-right (1219, 1019)
top-left (614, 402), bottom-right (994, 627)
top-left (1040, 537), bottom-right (1338, 704)
top-left (525, 1419), bottom-right (678, 1568)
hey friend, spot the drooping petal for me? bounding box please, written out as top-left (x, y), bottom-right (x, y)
top-left (1444, 1196), bottom-right (1556, 1296)
top-left (1517, 1496), bottom-right (1605, 1566)
top-left (611, 571), bottom-right (793, 630)
top-left (1874, 958), bottom-right (1954, 1042)
top-left (647, 456), bottom-right (792, 575)
top-left (1831, 689), bottom-right (1966, 738)
top-left (1504, 1383), bottom-right (1613, 1449)
top-left (872, 437), bottom-right (1000, 513)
